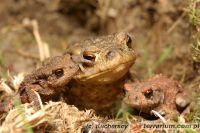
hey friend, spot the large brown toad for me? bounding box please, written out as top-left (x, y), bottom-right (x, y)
top-left (123, 75), bottom-right (191, 120)
top-left (65, 32), bottom-right (136, 116)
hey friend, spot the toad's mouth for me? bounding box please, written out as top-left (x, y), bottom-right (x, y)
top-left (75, 60), bottom-right (135, 84)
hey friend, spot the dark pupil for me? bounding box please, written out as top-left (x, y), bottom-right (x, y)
top-left (144, 90), bottom-right (153, 99)
top-left (83, 55), bottom-right (95, 61)
top-left (55, 69), bottom-right (64, 77)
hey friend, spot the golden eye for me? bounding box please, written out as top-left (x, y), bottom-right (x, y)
top-left (83, 51), bottom-right (96, 61)
top-left (54, 68), bottom-right (64, 78)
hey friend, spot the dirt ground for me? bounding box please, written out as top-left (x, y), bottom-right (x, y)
top-left (0, 0), bottom-right (200, 132)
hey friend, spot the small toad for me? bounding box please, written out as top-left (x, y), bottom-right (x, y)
top-left (19, 54), bottom-right (79, 108)
top-left (65, 32), bottom-right (136, 116)
top-left (123, 75), bottom-right (191, 120)
top-left (0, 54), bottom-right (78, 112)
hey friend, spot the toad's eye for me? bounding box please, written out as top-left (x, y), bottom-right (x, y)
top-left (54, 68), bottom-right (64, 78)
top-left (83, 51), bottom-right (96, 61)
top-left (143, 88), bottom-right (153, 99)
top-left (126, 36), bottom-right (132, 48)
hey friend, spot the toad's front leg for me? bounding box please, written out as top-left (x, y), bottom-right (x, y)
top-left (19, 84), bottom-right (56, 109)
top-left (20, 84), bottom-right (43, 109)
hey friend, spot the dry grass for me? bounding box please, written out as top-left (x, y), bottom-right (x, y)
top-left (0, 101), bottom-right (101, 133)
top-left (0, 74), bottom-right (103, 133)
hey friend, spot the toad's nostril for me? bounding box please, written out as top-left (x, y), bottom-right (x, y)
top-left (106, 50), bottom-right (115, 60)
top-left (134, 96), bottom-right (138, 101)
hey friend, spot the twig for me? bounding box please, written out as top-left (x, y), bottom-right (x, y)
top-left (151, 110), bottom-right (167, 123)
top-left (167, 12), bottom-right (186, 34)
top-left (0, 79), bottom-right (14, 94)
top-left (23, 18), bottom-right (50, 61)
top-left (32, 90), bottom-right (43, 109)
top-left (32, 20), bottom-right (50, 61)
